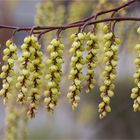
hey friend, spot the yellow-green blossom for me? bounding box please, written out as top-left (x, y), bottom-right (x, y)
top-left (67, 32), bottom-right (86, 110)
top-left (131, 27), bottom-right (140, 112)
top-left (0, 40), bottom-right (18, 104)
top-left (98, 25), bottom-right (120, 119)
top-left (44, 38), bottom-right (64, 112)
top-left (85, 32), bottom-right (99, 93)
top-left (26, 35), bottom-right (43, 118)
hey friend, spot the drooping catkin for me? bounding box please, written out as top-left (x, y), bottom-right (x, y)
top-left (98, 25), bottom-right (121, 119)
top-left (16, 36), bottom-right (33, 103)
top-left (0, 40), bottom-right (18, 104)
top-left (44, 38), bottom-right (64, 112)
top-left (27, 35), bottom-right (43, 118)
top-left (131, 27), bottom-right (140, 112)
top-left (67, 32), bottom-right (86, 110)
top-left (85, 32), bottom-right (99, 93)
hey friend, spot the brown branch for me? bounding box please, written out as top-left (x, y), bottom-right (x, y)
top-left (68, 0), bottom-right (136, 25)
top-left (0, 17), bottom-right (140, 31)
top-left (0, 0), bottom-right (139, 39)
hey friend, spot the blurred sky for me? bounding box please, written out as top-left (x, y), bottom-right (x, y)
top-left (15, 0), bottom-right (41, 26)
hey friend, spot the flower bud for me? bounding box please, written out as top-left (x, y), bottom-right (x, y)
top-left (137, 27), bottom-right (140, 34)
top-left (98, 29), bottom-right (120, 119)
top-left (131, 30), bottom-right (140, 112)
top-left (44, 38), bottom-right (64, 112)
top-left (67, 33), bottom-right (86, 109)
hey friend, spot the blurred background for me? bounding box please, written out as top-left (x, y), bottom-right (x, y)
top-left (0, 0), bottom-right (140, 139)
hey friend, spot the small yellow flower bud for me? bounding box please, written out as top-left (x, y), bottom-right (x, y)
top-left (137, 27), bottom-right (140, 34)
top-left (0, 89), bottom-right (5, 96)
top-left (103, 25), bottom-right (109, 33)
top-left (3, 48), bottom-right (10, 55)
top-left (131, 93), bottom-right (137, 99)
top-left (49, 103), bottom-right (55, 110)
top-left (71, 34), bottom-right (76, 39)
top-left (6, 40), bottom-right (12, 47)
top-left (69, 47), bottom-right (75, 54)
top-left (137, 97), bottom-right (140, 104)
top-left (67, 92), bottom-right (73, 98)
top-left (8, 58), bottom-right (14, 65)
top-left (132, 87), bottom-right (138, 93)
top-left (135, 44), bottom-right (140, 51)
top-left (133, 103), bottom-right (139, 111)
top-left (77, 33), bottom-right (85, 40)
top-left (115, 38), bottom-right (121, 45)
top-left (22, 69), bottom-right (29, 76)
top-left (9, 44), bottom-right (17, 52)
top-left (108, 90), bottom-right (114, 97)
top-left (105, 105), bottom-right (111, 112)
top-left (98, 102), bottom-right (105, 109)
top-left (72, 41), bottom-right (80, 48)
top-left (23, 51), bottom-right (30, 58)
top-left (44, 97), bottom-right (51, 103)
top-left (103, 96), bottom-right (110, 104)
top-left (75, 95), bottom-right (80, 101)
top-left (72, 102), bottom-right (78, 110)
top-left (104, 32), bottom-right (113, 40)
top-left (18, 93), bottom-right (24, 100)
top-left (24, 36), bottom-right (31, 44)
top-left (51, 39), bottom-right (59, 46)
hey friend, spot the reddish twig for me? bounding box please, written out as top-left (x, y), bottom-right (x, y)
top-left (68, 0), bottom-right (136, 25)
top-left (0, 17), bottom-right (140, 32)
top-left (0, 0), bottom-right (138, 39)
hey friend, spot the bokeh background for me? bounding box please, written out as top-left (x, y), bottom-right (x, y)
top-left (0, 0), bottom-right (140, 139)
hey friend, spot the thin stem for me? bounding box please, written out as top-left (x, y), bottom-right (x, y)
top-left (68, 0), bottom-right (136, 25)
top-left (0, 0), bottom-right (138, 39)
top-left (37, 29), bottom-right (54, 40)
top-left (0, 17), bottom-right (140, 31)
top-left (111, 21), bottom-right (118, 39)
top-left (0, 0), bottom-right (136, 31)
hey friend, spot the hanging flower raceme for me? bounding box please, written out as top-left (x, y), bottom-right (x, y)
top-left (131, 27), bottom-right (140, 112)
top-left (26, 35), bottom-right (43, 118)
top-left (0, 40), bottom-right (18, 104)
top-left (98, 25), bottom-right (121, 119)
top-left (85, 32), bottom-right (99, 93)
top-left (44, 38), bottom-right (64, 112)
top-left (16, 36), bottom-right (34, 104)
top-left (67, 32), bottom-right (86, 110)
